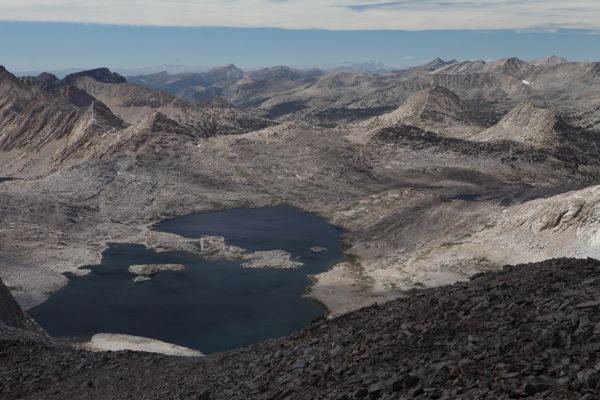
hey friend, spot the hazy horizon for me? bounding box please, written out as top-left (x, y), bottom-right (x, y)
top-left (1, 22), bottom-right (599, 74)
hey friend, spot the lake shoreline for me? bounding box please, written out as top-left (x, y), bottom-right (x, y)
top-left (28, 204), bottom-right (348, 354)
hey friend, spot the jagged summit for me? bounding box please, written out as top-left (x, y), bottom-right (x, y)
top-left (422, 57), bottom-right (458, 71)
top-left (0, 65), bottom-right (19, 83)
top-left (36, 72), bottom-right (59, 82)
top-left (533, 55), bottom-right (569, 67)
top-left (0, 68), bottom-right (27, 102)
top-left (484, 57), bottom-right (536, 79)
top-left (32, 72), bottom-right (61, 91)
top-left (474, 101), bottom-right (574, 146)
top-left (63, 68), bottom-right (127, 85)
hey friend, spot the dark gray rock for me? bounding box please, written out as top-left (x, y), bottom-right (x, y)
top-left (63, 68), bottom-right (127, 84)
top-left (3, 258), bottom-right (600, 399)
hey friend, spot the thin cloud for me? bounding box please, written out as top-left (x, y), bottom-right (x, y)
top-left (0, 0), bottom-right (599, 30)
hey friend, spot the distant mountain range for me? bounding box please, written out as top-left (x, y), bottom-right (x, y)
top-left (118, 55), bottom-right (600, 132)
top-left (3, 54), bottom-right (600, 177)
top-left (14, 60), bottom-right (398, 78)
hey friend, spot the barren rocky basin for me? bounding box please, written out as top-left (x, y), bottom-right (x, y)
top-left (2, 55), bottom-right (600, 397)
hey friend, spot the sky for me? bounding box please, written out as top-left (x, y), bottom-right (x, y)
top-left (0, 0), bottom-right (599, 73)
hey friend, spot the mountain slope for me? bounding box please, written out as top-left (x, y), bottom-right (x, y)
top-left (473, 101), bottom-right (583, 147)
top-left (364, 86), bottom-right (483, 137)
top-left (72, 75), bottom-right (273, 136)
top-left (0, 66), bottom-right (273, 175)
top-left (88, 111), bottom-right (197, 160)
top-left (119, 57), bottom-right (600, 130)
top-left (0, 66), bottom-right (126, 140)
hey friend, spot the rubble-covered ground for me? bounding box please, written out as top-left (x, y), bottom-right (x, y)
top-left (3, 258), bottom-right (600, 399)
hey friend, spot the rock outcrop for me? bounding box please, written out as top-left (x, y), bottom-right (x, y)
top-left (128, 264), bottom-right (186, 276)
top-left (0, 277), bottom-right (44, 335)
top-left (63, 68), bottom-right (127, 85)
top-left (0, 277), bottom-right (30, 330)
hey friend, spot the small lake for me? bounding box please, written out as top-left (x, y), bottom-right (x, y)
top-left (450, 193), bottom-right (480, 202)
top-left (28, 205), bottom-right (345, 354)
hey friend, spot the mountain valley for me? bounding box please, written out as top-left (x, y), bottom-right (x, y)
top-left (3, 55), bottom-right (600, 398)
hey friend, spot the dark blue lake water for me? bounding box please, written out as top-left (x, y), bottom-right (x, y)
top-left (450, 193), bottom-right (480, 202)
top-left (29, 205), bottom-right (345, 354)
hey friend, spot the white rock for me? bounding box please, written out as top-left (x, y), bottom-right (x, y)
top-left (81, 333), bottom-right (203, 357)
top-left (241, 250), bottom-right (303, 269)
top-left (71, 268), bottom-right (92, 276)
top-left (200, 235), bottom-right (303, 268)
top-left (128, 264), bottom-right (185, 276)
top-left (132, 276), bottom-right (152, 283)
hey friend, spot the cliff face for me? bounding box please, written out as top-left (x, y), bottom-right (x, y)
top-left (0, 277), bottom-right (30, 330)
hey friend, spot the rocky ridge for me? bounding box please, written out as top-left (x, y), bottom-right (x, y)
top-left (127, 57), bottom-right (600, 130)
top-left (0, 66), bottom-right (273, 176)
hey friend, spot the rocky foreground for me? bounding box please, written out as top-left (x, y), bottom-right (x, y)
top-left (2, 258), bottom-right (600, 399)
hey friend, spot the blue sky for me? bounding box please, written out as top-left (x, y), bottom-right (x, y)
top-left (0, 0), bottom-right (599, 73)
